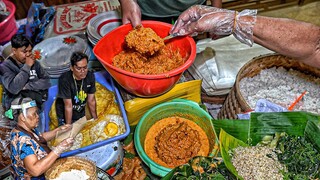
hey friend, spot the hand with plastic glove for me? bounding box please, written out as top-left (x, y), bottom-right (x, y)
top-left (52, 137), bottom-right (74, 156)
top-left (119, 0), bottom-right (141, 27)
top-left (170, 5), bottom-right (257, 46)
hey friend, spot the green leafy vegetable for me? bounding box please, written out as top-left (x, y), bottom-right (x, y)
top-left (276, 134), bottom-right (320, 179)
top-left (162, 156), bottom-right (235, 180)
top-left (124, 151), bottom-right (135, 159)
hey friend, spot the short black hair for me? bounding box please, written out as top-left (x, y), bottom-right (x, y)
top-left (70, 52), bottom-right (88, 66)
top-left (11, 34), bottom-right (33, 49)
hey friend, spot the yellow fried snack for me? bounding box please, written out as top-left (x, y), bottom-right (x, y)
top-left (105, 122), bottom-right (118, 136)
top-left (70, 114), bottom-right (125, 149)
top-left (125, 26), bottom-right (165, 55)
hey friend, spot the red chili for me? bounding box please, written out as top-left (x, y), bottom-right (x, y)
top-left (106, 167), bottom-right (116, 175)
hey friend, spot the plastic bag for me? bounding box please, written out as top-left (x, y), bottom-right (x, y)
top-left (237, 99), bottom-right (288, 119)
top-left (0, 125), bottom-right (13, 169)
top-left (18, 2), bottom-right (55, 44)
top-left (191, 36), bottom-right (274, 95)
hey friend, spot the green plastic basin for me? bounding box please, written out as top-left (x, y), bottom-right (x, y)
top-left (134, 99), bottom-right (219, 177)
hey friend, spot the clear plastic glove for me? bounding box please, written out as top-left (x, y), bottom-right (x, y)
top-left (170, 5), bottom-right (257, 46)
top-left (119, 0), bottom-right (141, 27)
top-left (52, 137), bottom-right (74, 156)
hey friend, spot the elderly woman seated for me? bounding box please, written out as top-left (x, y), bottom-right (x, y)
top-left (7, 97), bottom-right (74, 180)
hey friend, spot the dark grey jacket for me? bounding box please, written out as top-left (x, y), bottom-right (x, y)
top-left (0, 56), bottom-right (51, 110)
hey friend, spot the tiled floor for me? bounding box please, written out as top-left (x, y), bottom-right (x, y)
top-left (259, 1), bottom-right (320, 26)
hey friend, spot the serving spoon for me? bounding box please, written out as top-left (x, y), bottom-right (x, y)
top-left (163, 33), bottom-right (179, 41)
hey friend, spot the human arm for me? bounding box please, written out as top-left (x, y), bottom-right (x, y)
top-left (23, 137), bottom-right (74, 176)
top-left (41, 124), bottom-right (72, 141)
top-left (87, 93), bottom-right (97, 120)
top-left (170, 5), bottom-right (320, 68)
top-left (23, 150), bottom-right (59, 176)
top-left (63, 99), bottom-right (73, 124)
top-left (86, 72), bottom-right (97, 119)
top-left (0, 61), bottom-right (30, 94)
top-left (119, 0), bottom-right (141, 27)
top-left (23, 62), bottom-right (51, 91)
top-left (210, 0), bottom-right (222, 8)
top-left (252, 16), bottom-right (320, 67)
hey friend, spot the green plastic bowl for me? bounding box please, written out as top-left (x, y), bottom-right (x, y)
top-left (134, 99), bottom-right (219, 177)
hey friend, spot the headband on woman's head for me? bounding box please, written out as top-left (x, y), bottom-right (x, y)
top-left (5, 100), bottom-right (37, 119)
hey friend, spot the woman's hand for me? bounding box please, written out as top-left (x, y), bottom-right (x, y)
top-left (120, 0), bottom-right (141, 27)
top-left (52, 137), bottom-right (74, 156)
top-left (171, 5), bottom-right (235, 37)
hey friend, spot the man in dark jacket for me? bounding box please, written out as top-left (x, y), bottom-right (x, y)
top-left (0, 34), bottom-right (51, 132)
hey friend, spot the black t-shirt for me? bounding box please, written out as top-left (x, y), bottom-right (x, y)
top-left (55, 70), bottom-right (96, 122)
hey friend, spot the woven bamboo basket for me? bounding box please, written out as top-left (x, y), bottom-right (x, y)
top-left (217, 53), bottom-right (320, 119)
top-left (45, 156), bottom-right (97, 180)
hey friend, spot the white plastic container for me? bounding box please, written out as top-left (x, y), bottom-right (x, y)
top-left (75, 141), bottom-right (123, 176)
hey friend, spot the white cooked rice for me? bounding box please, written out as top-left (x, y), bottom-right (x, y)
top-left (52, 169), bottom-right (89, 180)
top-left (240, 67), bottom-right (320, 114)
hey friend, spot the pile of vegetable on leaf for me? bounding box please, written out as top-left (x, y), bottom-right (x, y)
top-left (162, 112), bottom-right (320, 180)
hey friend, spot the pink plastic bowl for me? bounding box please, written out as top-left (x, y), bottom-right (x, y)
top-left (0, 0), bottom-right (17, 45)
top-left (93, 21), bottom-right (196, 97)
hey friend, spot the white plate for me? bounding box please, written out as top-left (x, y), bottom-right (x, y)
top-left (87, 11), bottom-right (122, 41)
top-left (33, 35), bottom-right (88, 70)
top-left (97, 19), bottom-right (122, 37)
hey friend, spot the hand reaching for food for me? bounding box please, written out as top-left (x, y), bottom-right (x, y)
top-left (170, 5), bottom-right (257, 46)
top-left (52, 137), bottom-right (74, 156)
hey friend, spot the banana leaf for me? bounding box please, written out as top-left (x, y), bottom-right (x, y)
top-left (212, 120), bottom-right (249, 143)
top-left (219, 129), bottom-right (247, 180)
top-left (212, 112), bottom-right (320, 146)
top-left (217, 111), bottom-right (320, 179)
top-left (304, 120), bottom-right (320, 151)
top-left (249, 111), bottom-right (320, 145)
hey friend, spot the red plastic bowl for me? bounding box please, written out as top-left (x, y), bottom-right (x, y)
top-left (93, 21), bottom-right (196, 97)
top-left (0, 0), bottom-right (17, 45)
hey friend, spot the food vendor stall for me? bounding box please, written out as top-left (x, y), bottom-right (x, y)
top-left (1, 0), bottom-right (320, 179)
